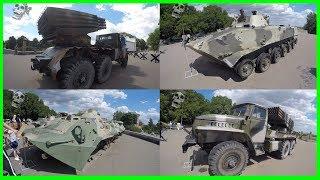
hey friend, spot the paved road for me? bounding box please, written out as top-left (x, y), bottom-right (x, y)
top-left (4, 54), bottom-right (159, 89)
top-left (6, 134), bottom-right (159, 175)
top-left (160, 130), bottom-right (316, 175)
top-left (160, 33), bottom-right (316, 89)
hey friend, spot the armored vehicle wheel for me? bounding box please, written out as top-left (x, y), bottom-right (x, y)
top-left (286, 42), bottom-right (292, 52)
top-left (256, 53), bottom-right (271, 72)
top-left (277, 140), bottom-right (290, 159)
top-left (280, 44), bottom-right (287, 57)
top-left (60, 59), bottom-right (95, 89)
top-left (290, 40), bottom-right (295, 49)
top-left (235, 59), bottom-right (254, 79)
top-left (288, 140), bottom-right (296, 155)
top-left (271, 47), bottom-right (281, 63)
top-left (208, 141), bottom-right (248, 176)
top-left (95, 56), bottom-right (112, 83)
top-left (120, 54), bottom-right (128, 68)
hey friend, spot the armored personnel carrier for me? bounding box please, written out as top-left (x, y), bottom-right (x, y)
top-left (187, 10), bottom-right (298, 79)
top-left (182, 103), bottom-right (296, 175)
top-left (23, 109), bottom-right (125, 171)
top-left (31, 7), bottom-right (132, 88)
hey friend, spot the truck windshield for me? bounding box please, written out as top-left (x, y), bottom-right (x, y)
top-left (232, 106), bottom-right (247, 116)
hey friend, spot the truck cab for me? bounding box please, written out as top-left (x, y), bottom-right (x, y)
top-left (182, 103), bottom-right (296, 175)
top-left (96, 33), bottom-right (128, 61)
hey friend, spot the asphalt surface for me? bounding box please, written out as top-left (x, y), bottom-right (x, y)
top-left (160, 130), bottom-right (316, 175)
top-left (4, 54), bottom-right (159, 89)
top-left (160, 32), bottom-right (316, 89)
top-left (6, 134), bottom-right (159, 175)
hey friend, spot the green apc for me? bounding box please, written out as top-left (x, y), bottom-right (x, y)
top-left (182, 103), bottom-right (296, 176)
top-left (23, 109), bottom-right (125, 171)
top-left (187, 10), bottom-right (298, 79)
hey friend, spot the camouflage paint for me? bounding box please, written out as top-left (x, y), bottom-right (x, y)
top-left (187, 13), bottom-right (297, 68)
top-left (24, 109), bottom-right (125, 170)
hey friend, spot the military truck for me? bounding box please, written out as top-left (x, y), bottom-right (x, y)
top-left (187, 10), bottom-right (298, 79)
top-left (23, 109), bottom-right (125, 171)
top-left (31, 7), bottom-right (130, 88)
top-left (182, 103), bottom-right (296, 175)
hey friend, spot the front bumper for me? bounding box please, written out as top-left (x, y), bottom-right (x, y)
top-left (31, 56), bottom-right (51, 74)
top-left (182, 135), bottom-right (196, 153)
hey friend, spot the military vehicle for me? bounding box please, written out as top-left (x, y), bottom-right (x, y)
top-left (187, 10), bottom-right (298, 79)
top-left (31, 7), bottom-right (131, 88)
top-left (23, 109), bottom-right (125, 171)
top-left (182, 103), bottom-right (296, 175)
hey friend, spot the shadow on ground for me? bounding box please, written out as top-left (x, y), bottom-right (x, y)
top-left (190, 56), bottom-right (244, 82)
top-left (19, 146), bottom-right (76, 175)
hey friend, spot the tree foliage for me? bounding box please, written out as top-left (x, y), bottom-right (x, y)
top-left (118, 112), bottom-right (139, 127)
top-left (160, 90), bottom-right (233, 125)
top-left (142, 118), bottom-right (160, 135)
top-left (3, 90), bottom-right (56, 120)
top-left (147, 27), bottom-right (160, 50)
top-left (304, 12), bottom-right (316, 34)
top-left (160, 4), bottom-right (233, 40)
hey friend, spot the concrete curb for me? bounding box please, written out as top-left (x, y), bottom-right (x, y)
top-left (124, 130), bottom-right (161, 145)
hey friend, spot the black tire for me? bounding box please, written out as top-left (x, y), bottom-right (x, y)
top-left (59, 59), bottom-right (95, 89)
top-left (286, 42), bottom-right (292, 52)
top-left (95, 56), bottom-right (112, 83)
top-left (208, 141), bottom-right (248, 176)
top-left (280, 44), bottom-right (287, 57)
top-left (256, 53), bottom-right (271, 72)
top-left (276, 140), bottom-right (290, 159)
top-left (291, 40), bottom-right (295, 49)
top-left (120, 54), bottom-right (128, 68)
top-left (271, 47), bottom-right (281, 63)
top-left (235, 59), bottom-right (254, 79)
top-left (289, 140), bottom-right (296, 155)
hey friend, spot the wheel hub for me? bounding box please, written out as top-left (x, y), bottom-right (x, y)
top-left (223, 155), bottom-right (239, 170)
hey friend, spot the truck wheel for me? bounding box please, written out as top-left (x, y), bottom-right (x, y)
top-left (235, 59), bottom-right (254, 79)
top-left (256, 53), bottom-right (271, 73)
top-left (120, 54), bottom-right (128, 68)
top-left (280, 44), bottom-right (287, 57)
top-left (277, 140), bottom-right (290, 159)
top-left (60, 59), bottom-right (95, 89)
top-left (271, 47), bottom-right (281, 63)
top-left (289, 140), bottom-right (296, 155)
top-left (208, 141), bottom-right (248, 176)
top-left (95, 56), bottom-right (112, 83)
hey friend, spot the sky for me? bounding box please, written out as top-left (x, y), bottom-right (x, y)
top-left (3, 4), bottom-right (159, 43)
top-left (195, 89), bottom-right (316, 134)
top-left (17, 89), bottom-right (160, 124)
top-left (192, 4), bottom-right (316, 27)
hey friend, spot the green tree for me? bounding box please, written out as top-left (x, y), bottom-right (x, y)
top-left (136, 38), bottom-right (148, 50)
top-left (5, 36), bottom-right (17, 50)
top-left (3, 90), bottom-right (14, 119)
top-left (147, 27), bottom-right (160, 50)
top-left (160, 90), bottom-right (210, 125)
top-left (17, 92), bottom-right (56, 120)
top-left (29, 38), bottom-right (39, 51)
top-left (304, 12), bottom-right (316, 34)
top-left (120, 112), bottom-right (139, 127)
top-left (209, 96), bottom-right (233, 115)
top-left (113, 111), bottom-right (125, 121)
top-left (160, 5), bottom-right (233, 40)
